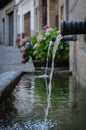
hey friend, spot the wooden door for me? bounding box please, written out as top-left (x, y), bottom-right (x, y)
top-left (24, 12), bottom-right (30, 36)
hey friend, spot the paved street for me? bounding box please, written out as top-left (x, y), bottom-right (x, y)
top-left (0, 45), bottom-right (34, 74)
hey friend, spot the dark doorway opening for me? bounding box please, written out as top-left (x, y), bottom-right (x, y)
top-left (2, 18), bottom-right (5, 45)
top-left (9, 12), bottom-right (14, 45)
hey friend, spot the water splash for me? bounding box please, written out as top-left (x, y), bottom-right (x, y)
top-left (44, 41), bottom-right (53, 95)
top-left (44, 34), bottom-right (63, 125)
top-left (45, 41), bottom-right (53, 75)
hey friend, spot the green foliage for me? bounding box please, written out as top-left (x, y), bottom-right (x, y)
top-left (30, 27), bottom-right (69, 61)
top-left (56, 41), bottom-right (69, 60)
top-left (16, 26), bottom-right (69, 64)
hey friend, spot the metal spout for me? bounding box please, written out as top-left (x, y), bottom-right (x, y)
top-left (61, 35), bottom-right (77, 41)
top-left (52, 35), bottom-right (77, 42)
top-left (60, 20), bottom-right (86, 35)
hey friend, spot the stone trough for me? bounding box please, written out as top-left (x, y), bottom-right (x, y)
top-left (0, 69), bottom-right (72, 102)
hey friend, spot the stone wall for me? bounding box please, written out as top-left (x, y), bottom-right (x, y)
top-left (58, 0), bottom-right (86, 85)
top-left (47, 0), bottom-right (59, 28)
top-left (69, 0), bottom-right (86, 85)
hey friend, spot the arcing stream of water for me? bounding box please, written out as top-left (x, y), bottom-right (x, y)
top-left (43, 34), bottom-right (63, 129)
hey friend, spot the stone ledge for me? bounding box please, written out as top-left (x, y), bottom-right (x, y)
top-left (0, 71), bottom-right (23, 102)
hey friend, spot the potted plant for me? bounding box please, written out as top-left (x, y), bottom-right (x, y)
top-left (30, 25), bottom-right (69, 68)
top-left (16, 26), bottom-right (69, 69)
top-left (30, 26), bottom-right (59, 67)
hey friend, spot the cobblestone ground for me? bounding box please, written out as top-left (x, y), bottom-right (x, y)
top-left (0, 45), bottom-right (34, 74)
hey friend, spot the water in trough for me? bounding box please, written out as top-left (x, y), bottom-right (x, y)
top-left (0, 35), bottom-right (86, 130)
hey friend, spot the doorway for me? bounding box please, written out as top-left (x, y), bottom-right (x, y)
top-left (24, 12), bottom-right (31, 36)
top-left (2, 18), bottom-right (5, 45)
top-left (9, 12), bottom-right (14, 45)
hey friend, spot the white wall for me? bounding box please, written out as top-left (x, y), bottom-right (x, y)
top-left (15, 0), bottom-right (21, 5)
top-left (30, 0), bottom-right (35, 33)
top-left (0, 10), bottom-right (2, 44)
top-left (16, 0), bottom-right (35, 35)
top-left (58, 0), bottom-right (69, 30)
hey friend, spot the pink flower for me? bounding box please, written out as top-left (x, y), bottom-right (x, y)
top-left (20, 39), bottom-right (26, 47)
top-left (16, 35), bottom-right (21, 42)
top-left (20, 47), bottom-right (25, 53)
top-left (21, 52), bottom-right (26, 58)
top-left (43, 25), bottom-right (49, 30)
top-left (34, 31), bottom-right (39, 35)
top-left (21, 57), bottom-right (26, 63)
top-left (25, 41), bottom-right (31, 48)
top-left (37, 34), bottom-right (43, 42)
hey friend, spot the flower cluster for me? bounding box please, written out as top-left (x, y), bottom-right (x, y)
top-left (30, 25), bottom-right (59, 61)
top-left (16, 35), bottom-right (21, 48)
top-left (16, 35), bottom-right (32, 63)
top-left (16, 25), bottom-right (69, 64)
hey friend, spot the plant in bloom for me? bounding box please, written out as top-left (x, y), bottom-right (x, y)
top-left (16, 35), bottom-right (21, 48)
top-left (43, 25), bottom-right (49, 30)
top-left (16, 25), bottom-right (69, 64)
top-left (30, 26), bottom-right (60, 61)
top-left (16, 36), bottom-right (33, 63)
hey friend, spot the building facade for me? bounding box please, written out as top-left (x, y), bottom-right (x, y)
top-left (0, 0), bottom-right (14, 45)
top-left (0, 0), bottom-right (59, 45)
top-left (0, 0), bottom-right (86, 85)
top-left (14, 0), bottom-right (35, 39)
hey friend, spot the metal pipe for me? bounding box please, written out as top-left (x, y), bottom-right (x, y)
top-left (60, 20), bottom-right (86, 35)
top-left (61, 35), bottom-right (77, 41)
top-left (52, 35), bottom-right (77, 42)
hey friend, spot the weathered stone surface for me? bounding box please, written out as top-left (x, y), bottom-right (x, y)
top-left (59, 0), bottom-right (86, 85)
top-left (0, 45), bottom-right (34, 74)
top-left (0, 45), bottom-right (34, 100)
top-left (0, 71), bottom-right (22, 97)
top-left (69, 0), bottom-right (86, 85)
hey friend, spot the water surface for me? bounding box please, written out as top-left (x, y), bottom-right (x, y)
top-left (0, 73), bottom-right (86, 130)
